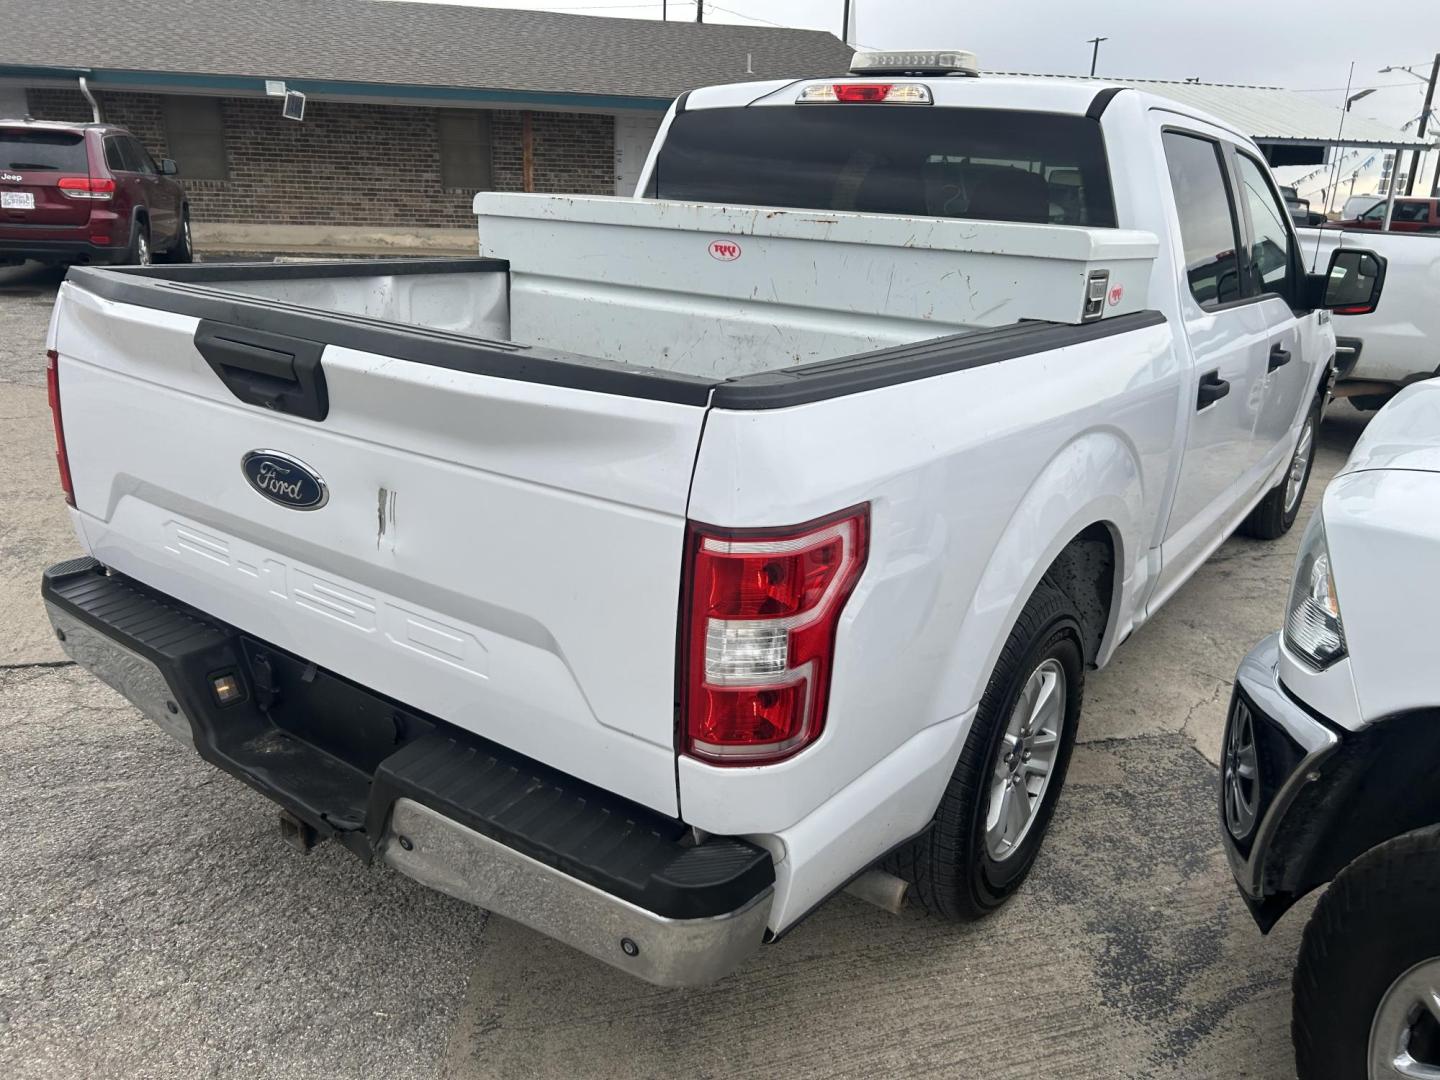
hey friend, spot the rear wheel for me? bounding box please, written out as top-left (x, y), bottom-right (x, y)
top-left (892, 579), bottom-right (1083, 920)
top-left (1239, 392), bottom-right (1321, 540)
top-left (1293, 827), bottom-right (1440, 1080)
top-left (161, 208), bottom-right (193, 263)
top-left (124, 221), bottom-right (151, 267)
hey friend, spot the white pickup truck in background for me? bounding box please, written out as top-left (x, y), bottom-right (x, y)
top-left (41, 51), bottom-right (1385, 986)
top-left (1298, 225), bottom-right (1440, 408)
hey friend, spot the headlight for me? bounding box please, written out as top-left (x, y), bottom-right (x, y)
top-left (1284, 513), bottom-right (1346, 668)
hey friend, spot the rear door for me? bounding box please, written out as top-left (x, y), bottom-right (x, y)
top-left (1152, 126), bottom-right (1276, 604)
top-left (0, 127), bottom-right (92, 227)
top-left (1230, 148), bottom-right (1317, 464)
top-left (121, 136), bottom-right (178, 244)
top-left (51, 279), bottom-right (705, 816)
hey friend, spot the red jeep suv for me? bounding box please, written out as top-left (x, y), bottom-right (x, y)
top-left (0, 119), bottom-right (192, 267)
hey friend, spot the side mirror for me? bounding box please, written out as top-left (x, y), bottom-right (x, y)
top-left (159, 158), bottom-right (179, 176)
top-left (1315, 248), bottom-right (1386, 315)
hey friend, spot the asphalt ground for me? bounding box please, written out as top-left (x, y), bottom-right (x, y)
top-left (0, 260), bottom-right (1372, 1079)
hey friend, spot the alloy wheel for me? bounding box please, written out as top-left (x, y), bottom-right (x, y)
top-left (1285, 414), bottom-right (1316, 515)
top-left (985, 658), bottom-right (1065, 862)
top-left (1223, 699), bottom-right (1259, 840)
top-left (1370, 957), bottom-right (1440, 1078)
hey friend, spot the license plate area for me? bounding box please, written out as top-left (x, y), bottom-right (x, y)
top-left (1, 191), bottom-right (35, 210)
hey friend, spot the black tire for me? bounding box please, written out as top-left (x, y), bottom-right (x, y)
top-left (891, 579), bottom-right (1084, 920)
top-left (1293, 826), bottom-right (1440, 1080)
top-left (161, 207), bottom-right (193, 264)
top-left (123, 219), bottom-right (152, 267)
top-left (1239, 392), bottom-right (1322, 540)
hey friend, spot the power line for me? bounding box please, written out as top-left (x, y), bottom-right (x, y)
top-left (535, 2), bottom-right (664, 9)
top-left (704, 2), bottom-right (788, 28)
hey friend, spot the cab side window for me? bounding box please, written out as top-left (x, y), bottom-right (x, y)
top-left (1162, 131), bottom-right (1244, 308)
top-left (1234, 152), bottom-right (1294, 301)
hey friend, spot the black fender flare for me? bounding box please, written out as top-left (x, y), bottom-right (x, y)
top-left (1255, 707), bottom-right (1440, 928)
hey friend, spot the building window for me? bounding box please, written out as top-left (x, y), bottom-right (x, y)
top-left (437, 110), bottom-right (492, 190)
top-left (163, 96), bottom-right (228, 180)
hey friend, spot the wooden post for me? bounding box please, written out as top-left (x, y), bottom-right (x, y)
top-left (521, 111), bottom-right (535, 193)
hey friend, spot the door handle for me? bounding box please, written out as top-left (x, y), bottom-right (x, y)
top-left (1268, 344), bottom-right (1292, 372)
top-left (1197, 370), bottom-right (1231, 410)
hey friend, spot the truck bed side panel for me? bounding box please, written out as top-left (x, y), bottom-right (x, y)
top-left (682, 317), bottom-right (1178, 922)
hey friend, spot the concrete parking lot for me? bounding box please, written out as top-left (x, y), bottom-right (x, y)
top-left (0, 260), bottom-right (1370, 1079)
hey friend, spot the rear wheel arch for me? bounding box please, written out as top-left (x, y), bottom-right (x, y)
top-left (946, 431), bottom-right (1143, 718)
top-left (1043, 522), bottom-right (1119, 667)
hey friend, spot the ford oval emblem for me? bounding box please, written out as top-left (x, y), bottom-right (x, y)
top-left (241, 450), bottom-right (328, 510)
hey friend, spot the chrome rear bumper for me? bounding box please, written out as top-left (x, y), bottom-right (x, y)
top-left (382, 799), bottom-right (772, 986)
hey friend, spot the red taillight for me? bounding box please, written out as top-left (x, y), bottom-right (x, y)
top-left (680, 505), bottom-right (869, 766)
top-left (833, 83), bottom-right (894, 103)
top-left (57, 176), bottom-right (115, 200)
top-left (46, 350), bottom-right (75, 507)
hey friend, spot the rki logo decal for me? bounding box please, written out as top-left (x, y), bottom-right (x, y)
top-left (1107, 285), bottom-right (1125, 307)
top-left (708, 240), bottom-right (742, 262)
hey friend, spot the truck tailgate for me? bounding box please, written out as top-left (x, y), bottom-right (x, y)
top-left (52, 280), bottom-right (702, 815)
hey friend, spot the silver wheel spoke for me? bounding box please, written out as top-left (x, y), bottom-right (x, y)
top-left (986, 783), bottom-right (1012, 849)
top-left (1029, 669), bottom-right (1060, 730)
top-left (1006, 780), bottom-right (1030, 836)
top-left (1235, 744), bottom-right (1258, 780)
top-left (1370, 959), bottom-right (1440, 1079)
top-left (1425, 987), bottom-right (1440, 1026)
top-left (1024, 758), bottom-right (1050, 778)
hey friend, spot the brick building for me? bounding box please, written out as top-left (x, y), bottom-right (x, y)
top-left (0, 0), bottom-right (851, 251)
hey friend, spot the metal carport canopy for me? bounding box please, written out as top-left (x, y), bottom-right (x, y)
top-left (998, 73), bottom-right (1430, 151)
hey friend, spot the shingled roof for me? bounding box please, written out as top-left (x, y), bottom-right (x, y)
top-left (0, 0), bottom-right (853, 104)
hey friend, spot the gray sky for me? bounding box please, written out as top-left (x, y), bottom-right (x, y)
top-left (389, 0), bottom-right (1437, 197)
top-left (394, 0), bottom-right (1436, 129)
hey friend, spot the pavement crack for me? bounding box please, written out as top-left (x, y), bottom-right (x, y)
top-left (0, 660), bottom-right (75, 671)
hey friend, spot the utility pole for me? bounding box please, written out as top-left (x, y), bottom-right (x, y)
top-left (1087, 37), bottom-right (1108, 78)
top-left (1419, 53), bottom-right (1440, 196)
top-left (1383, 56), bottom-right (1440, 196)
top-left (842, 0), bottom-right (851, 43)
top-left (661, 0), bottom-right (665, 19)
top-left (695, 0), bottom-right (702, 23)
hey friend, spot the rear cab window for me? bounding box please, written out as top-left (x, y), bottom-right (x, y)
top-left (647, 106), bottom-right (1117, 227)
top-left (0, 130), bottom-right (88, 173)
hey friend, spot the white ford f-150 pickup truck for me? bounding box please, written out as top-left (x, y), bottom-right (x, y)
top-left (1297, 226), bottom-right (1440, 410)
top-left (40, 51), bottom-right (1386, 986)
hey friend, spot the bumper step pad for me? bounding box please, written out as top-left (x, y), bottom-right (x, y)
top-left (42, 558), bottom-right (773, 926)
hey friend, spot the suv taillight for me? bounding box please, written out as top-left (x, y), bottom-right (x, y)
top-left (57, 176), bottom-right (115, 200)
top-left (679, 505), bottom-right (869, 766)
top-left (46, 350), bottom-right (74, 506)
